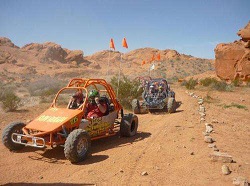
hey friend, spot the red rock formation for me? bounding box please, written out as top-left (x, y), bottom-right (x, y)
top-left (237, 21), bottom-right (250, 42)
top-left (215, 22), bottom-right (250, 81)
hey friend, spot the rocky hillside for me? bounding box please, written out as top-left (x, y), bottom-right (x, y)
top-left (215, 22), bottom-right (250, 81)
top-left (86, 48), bottom-right (214, 81)
top-left (0, 37), bottom-right (214, 84)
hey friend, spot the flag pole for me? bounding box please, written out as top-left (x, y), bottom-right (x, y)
top-left (117, 37), bottom-right (128, 97)
top-left (107, 49), bottom-right (111, 76)
top-left (117, 53), bottom-right (122, 97)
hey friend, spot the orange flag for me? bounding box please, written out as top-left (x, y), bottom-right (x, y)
top-left (122, 38), bottom-right (128, 48)
top-left (141, 60), bottom-right (146, 65)
top-left (157, 53), bottom-right (161, 61)
top-left (110, 38), bottom-right (115, 50)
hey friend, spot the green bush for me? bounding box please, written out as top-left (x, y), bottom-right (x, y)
top-left (223, 103), bottom-right (248, 110)
top-left (200, 78), bottom-right (218, 87)
top-left (181, 78), bottom-right (198, 90)
top-left (232, 79), bottom-right (241, 87)
top-left (211, 81), bottom-right (233, 91)
top-left (199, 78), bottom-right (233, 91)
top-left (110, 76), bottom-right (142, 109)
top-left (1, 90), bottom-right (21, 111)
top-left (246, 79), bottom-right (250, 87)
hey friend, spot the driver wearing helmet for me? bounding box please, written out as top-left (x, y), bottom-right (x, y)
top-left (86, 90), bottom-right (107, 118)
top-left (69, 90), bottom-right (84, 109)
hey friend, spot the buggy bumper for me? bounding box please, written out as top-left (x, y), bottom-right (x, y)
top-left (12, 133), bottom-right (46, 148)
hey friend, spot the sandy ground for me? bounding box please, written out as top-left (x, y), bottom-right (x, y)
top-left (0, 85), bottom-right (249, 185)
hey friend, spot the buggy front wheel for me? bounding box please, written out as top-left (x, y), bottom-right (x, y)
top-left (2, 122), bottom-right (26, 151)
top-left (64, 129), bottom-right (91, 163)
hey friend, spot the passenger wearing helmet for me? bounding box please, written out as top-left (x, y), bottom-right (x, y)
top-left (86, 90), bottom-right (107, 118)
top-left (69, 90), bottom-right (84, 109)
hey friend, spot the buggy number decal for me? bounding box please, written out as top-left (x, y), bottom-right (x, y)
top-left (70, 116), bottom-right (78, 125)
top-left (37, 115), bottom-right (67, 123)
top-left (87, 118), bottom-right (110, 136)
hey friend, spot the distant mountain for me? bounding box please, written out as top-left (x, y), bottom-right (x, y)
top-left (0, 37), bottom-right (214, 84)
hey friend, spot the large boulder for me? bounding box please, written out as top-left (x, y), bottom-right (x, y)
top-left (165, 50), bottom-right (180, 59)
top-left (214, 22), bottom-right (250, 81)
top-left (65, 50), bottom-right (84, 64)
top-left (22, 42), bottom-right (67, 63)
top-left (22, 42), bottom-right (86, 64)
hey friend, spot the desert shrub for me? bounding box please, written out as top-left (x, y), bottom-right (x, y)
top-left (199, 78), bottom-right (233, 91)
top-left (27, 76), bottom-right (65, 97)
top-left (110, 76), bottom-right (142, 109)
top-left (1, 90), bottom-right (21, 111)
top-left (211, 81), bottom-right (233, 91)
top-left (181, 78), bottom-right (198, 90)
top-left (0, 82), bottom-right (4, 101)
top-left (232, 79), bottom-right (241, 87)
top-left (204, 94), bottom-right (214, 104)
top-left (200, 78), bottom-right (218, 87)
top-left (223, 103), bottom-right (248, 110)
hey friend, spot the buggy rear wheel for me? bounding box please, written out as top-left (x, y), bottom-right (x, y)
top-left (131, 99), bottom-right (140, 114)
top-left (167, 98), bottom-right (176, 113)
top-left (64, 129), bottom-right (91, 163)
top-left (120, 114), bottom-right (138, 137)
top-left (2, 122), bottom-right (25, 151)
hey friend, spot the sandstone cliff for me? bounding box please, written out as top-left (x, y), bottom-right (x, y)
top-left (215, 22), bottom-right (250, 81)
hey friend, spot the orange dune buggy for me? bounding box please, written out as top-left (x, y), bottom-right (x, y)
top-left (2, 78), bottom-right (138, 163)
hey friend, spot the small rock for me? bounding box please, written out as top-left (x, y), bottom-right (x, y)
top-left (202, 131), bottom-right (210, 136)
top-left (200, 115), bottom-right (206, 119)
top-left (222, 165), bottom-right (231, 175)
top-left (211, 119), bottom-right (218, 123)
top-left (205, 124), bottom-right (213, 133)
top-left (39, 176), bottom-right (43, 179)
top-left (213, 147), bottom-right (219, 151)
top-left (233, 176), bottom-right (249, 185)
top-left (189, 92), bottom-right (194, 96)
top-left (199, 112), bottom-right (206, 116)
top-left (208, 144), bottom-right (216, 148)
top-left (183, 145), bottom-right (186, 148)
top-left (200, 118), bottom-right (206, 122)
top-left (205, 123), bottom-right (213, 127)
top-left (210, 152), bottom-right (233, 163)
top-left (240, 97), bottom-right (245, 102)
top-left (190, 152), bottom-right (194, 155)
top-left (155, 166), bottom-right (160, 170)
top-left (119, 169), bottom-right (124, 173)
top-left (198, 99), bottom-right (204, 105)
top-left (141, 171), bottom-right (148, 176)
top-left (204, 136), bottom-right (213, 143)
top-left (199, 106), bottom-right (205, 113)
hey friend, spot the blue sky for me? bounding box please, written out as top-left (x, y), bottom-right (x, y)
top-left (0, 0), bottom-right (249, 59)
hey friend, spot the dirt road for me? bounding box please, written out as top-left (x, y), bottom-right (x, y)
top-left (0, 85), bottom-right (249, 185)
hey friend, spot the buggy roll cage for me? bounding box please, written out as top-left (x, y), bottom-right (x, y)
top-left (51, 78), bottom-right (122, 111)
